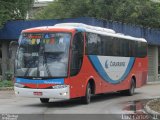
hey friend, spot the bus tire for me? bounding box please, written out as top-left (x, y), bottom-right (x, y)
top-left (126, 78), bottom-right (135, 96)
top-left (82, 83), bottom-right (91, 104)
top-left (40, 98), bottom-right (49, 103)
top-left (120, 78), bottom-right (135, 96)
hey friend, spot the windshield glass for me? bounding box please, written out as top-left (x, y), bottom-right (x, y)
top-left (15, 32), bottom-right (71, 78)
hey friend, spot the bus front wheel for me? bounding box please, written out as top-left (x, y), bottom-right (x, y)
top-left (82, 83), bottom-right (91, 104)
top-left (40, 98), bottom-right (49, 103)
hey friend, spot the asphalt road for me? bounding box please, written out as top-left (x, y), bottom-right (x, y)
top-left (0, 84), bottom-right (160, 120)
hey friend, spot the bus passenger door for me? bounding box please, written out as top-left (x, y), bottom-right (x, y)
top-left (69, 32), bottom-right (84, 98)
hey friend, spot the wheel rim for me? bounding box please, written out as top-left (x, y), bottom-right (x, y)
top-left (131, 82), bottom-right (135, 94)
top-left (87, 87), bottom-right (91, 102)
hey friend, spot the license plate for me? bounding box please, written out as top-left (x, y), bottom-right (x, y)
top-left (33, 92), bottom-right (43, 96)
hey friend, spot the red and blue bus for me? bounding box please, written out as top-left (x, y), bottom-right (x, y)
top-left (14, 23), bottom-right (148, 104)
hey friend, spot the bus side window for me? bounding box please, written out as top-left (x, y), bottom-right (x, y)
top-left (70, 32), bottom-right (84, 76)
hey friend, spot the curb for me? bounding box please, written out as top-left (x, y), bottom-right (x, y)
top-left (147, 81), bottom-right (160, 85)
top-left (0, 87), bottom-right (14, 91)
top-left (145, 99), bottom-right (160, 119)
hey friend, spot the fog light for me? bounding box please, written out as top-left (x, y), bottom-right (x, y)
top-left (15, 91), bottom-right (19, 94)
top-left (60, 92), bottom-right (67, 96)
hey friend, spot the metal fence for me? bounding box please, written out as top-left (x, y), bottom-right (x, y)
top-left (0, 17), bottom-right (160, 45)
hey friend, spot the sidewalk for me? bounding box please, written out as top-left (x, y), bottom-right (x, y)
top-left (147, 81), bottom-right (160, 85)
top-left (145, 99), bottom-right (160, 119)
top-left (0, 87), bottom-right (13, 91)
top-left (141, 81), bottom-right (160, 119)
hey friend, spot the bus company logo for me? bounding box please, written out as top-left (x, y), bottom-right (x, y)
top-left (105, 60), bottom-right (109, 69)
top-left (105, 60), bottom-right (126, 69)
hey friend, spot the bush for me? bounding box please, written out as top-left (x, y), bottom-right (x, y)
top-left (5, 71), bottom-right (13, 81)
top-left (0, 80), bottom-right (13, 87)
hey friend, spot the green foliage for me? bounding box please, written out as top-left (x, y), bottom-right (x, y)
top-left (0, 0), bottom-right (34, 27)
top-left (5, 71), bottom-right (13, 81)
top-left (34, 0), bottom-right (160, 28)
top-left (0, 80), bottom-right (13, 87)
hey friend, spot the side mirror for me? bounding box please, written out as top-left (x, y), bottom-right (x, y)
top-left (9, 41), bottom-right (18, 59)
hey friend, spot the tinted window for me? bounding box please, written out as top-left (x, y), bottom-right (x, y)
top-left (86, 32), bottom-right (147, 58)
top-left (86, 33), bottom-right (102, 55)
top-left (101, 36), bottom-right (113, 56)
top-left (70, 32), bottom-right (84, 76)
top-left (136, 41), bottom-right (147, 57)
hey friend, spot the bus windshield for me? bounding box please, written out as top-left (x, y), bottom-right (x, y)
top-left (15, 32), bottom-right (71, 78)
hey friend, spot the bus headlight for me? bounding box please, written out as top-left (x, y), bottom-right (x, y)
top-left (14, 83), bottom-right (24, 88)
top-left (52, 85), bottom-right (68, 89)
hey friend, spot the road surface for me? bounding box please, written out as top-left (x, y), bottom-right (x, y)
top-left (0, 84), bottom-right (160, 120)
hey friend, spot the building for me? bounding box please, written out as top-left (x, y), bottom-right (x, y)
top-left (0, 17), bottom-right (160, 82)
top-left (27, 0), bottom-right (53, 19)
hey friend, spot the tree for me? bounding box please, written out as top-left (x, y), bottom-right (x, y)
top-left (34, 0), bottom-right (160, 28)
top-left (0, 0), bottom-right (34, 27)
top-left (113, 0), bottom-right (160, 28)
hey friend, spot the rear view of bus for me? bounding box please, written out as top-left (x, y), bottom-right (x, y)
top-left (14, 23), bottom-right (148, 104)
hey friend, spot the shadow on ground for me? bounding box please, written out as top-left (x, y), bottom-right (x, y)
top-left (23, 92), bottom-right (141, 108)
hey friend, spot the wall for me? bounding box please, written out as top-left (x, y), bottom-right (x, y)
top-left (0, 17), bottom-right (160, 81)
top-left (0, 17), bottom-right (160, 45)
top-left (148, 45), bottom-right (159, 81)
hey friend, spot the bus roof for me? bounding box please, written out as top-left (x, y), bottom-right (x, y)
top-left (22, 23), bottom-right (147, 43)
top-left (54, 23), bottom-right (147, 43)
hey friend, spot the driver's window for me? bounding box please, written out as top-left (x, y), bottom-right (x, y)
top-left (70, 32), bottom-right (84, 76)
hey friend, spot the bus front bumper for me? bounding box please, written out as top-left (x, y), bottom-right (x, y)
top-left (14, 85), bottom-right (70, 99)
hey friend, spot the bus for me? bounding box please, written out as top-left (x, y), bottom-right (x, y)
top-left (14, 23), bottom-right (148, 104)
